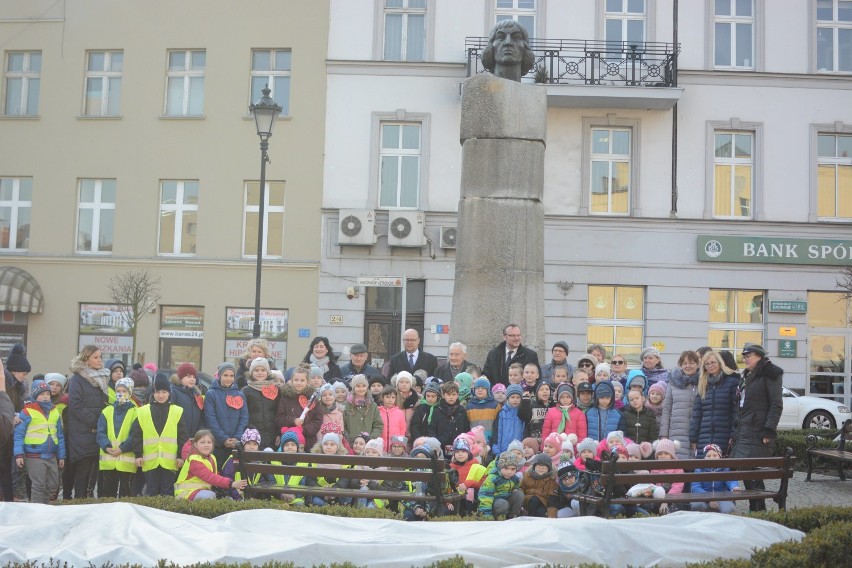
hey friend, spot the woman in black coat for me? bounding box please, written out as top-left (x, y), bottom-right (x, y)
top-left (302, 336), bottom-right (342, 382)
top-left (690, 350), bottom-right (739, 455)
top-left (731, 344), bottom-right (783, 511)
top-left (66, 345), bottom-right (110, 499)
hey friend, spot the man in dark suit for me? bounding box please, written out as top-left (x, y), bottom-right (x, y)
top-left (482, 324), bottom-right (540, 386)
top-left (386, 328), bottom-right (438, 378)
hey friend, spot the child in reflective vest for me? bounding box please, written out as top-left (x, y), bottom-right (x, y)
top-left (175, 430), bottom-right (247, 500)
top-left (97, 378), bottom-right (138, 498)
top-left (14, 380), bottom-right (65, 504)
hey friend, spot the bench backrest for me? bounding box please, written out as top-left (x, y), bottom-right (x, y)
top-left (841, 419), bottom-right (852, 449)
top-left (235, 449), bottom-right (449, 485)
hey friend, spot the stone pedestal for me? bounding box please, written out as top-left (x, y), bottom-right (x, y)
top-left (450, 73), bottom-right (547, 367)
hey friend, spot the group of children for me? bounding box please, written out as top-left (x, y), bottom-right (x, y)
top-left (12, 350), bottom-right (743, 519)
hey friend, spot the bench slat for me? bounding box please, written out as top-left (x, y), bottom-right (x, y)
top-left (609, 469), bottom-right (789, 484)
top-left (240, 463), bottom-right (435, 482)
top-left (246, 485), bottom-right (462, 503)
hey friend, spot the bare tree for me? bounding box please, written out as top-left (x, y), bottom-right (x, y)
top-left (108, 269), bottom-right (162, 363)
top-left (839, 266), bottom-right (852, 324)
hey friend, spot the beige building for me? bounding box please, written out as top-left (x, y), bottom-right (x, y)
top-left (0, 0), bottom-right (328, 374)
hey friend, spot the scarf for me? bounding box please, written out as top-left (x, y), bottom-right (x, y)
top-left (557, 405), bottom-right (572, 433)
top-left (668, 368), bottom-right (698, 389)
top-left (248, 377), bottom-right (284, 392)
top-left (70, 359), bottom-right (110, 395)
top-left (310, 354), bottom-right (330, 374)
top-left (706, 371), bottom-right (723, 386)
top-left (420, 397), bottom-right (439, 424)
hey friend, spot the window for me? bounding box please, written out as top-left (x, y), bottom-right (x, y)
top-left (817, 133), bottom-right (852, 219)
top-left (590, 128), bottom-right (631, 215)
top-left (159, 180), bottom-right (198, 256)
top-left (0, 177), bottom-right (31, 251)
top-left (165, 50), bottom-right (205, 116)
top-left (76, 179), bottom-right (116, 254)
top-left (713, 131), bottom-right (753, 218)
top-left (587, 285), bottom-right (645, 365)
top-left (4, 51), bottom-right (40, 117)
top-left (496, 0), bottom-right (536, 33)
top-left (708, 289), bottom-right (764, 365)
top-left (84, 51), bottom-right (122, 116)
top-left (808, 291), bottom-right (851, 328)
top-left (379, 122), bottom-right (421, 208)
top-left (243, 180), bottom-right (284, 258)
top-left (250, 49), bottom-right (290, 116)
top-left (605, 0), bottom-right (646, 45)
top-left (816, 0), bottom-right (852, 72)
top-left (383, 0), bottom-right (426, 61)
top-left (714, 0), bottom-right (754, 68)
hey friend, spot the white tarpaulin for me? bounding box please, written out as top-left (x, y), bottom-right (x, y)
top-left (0, 503), bottom-right (803, 567)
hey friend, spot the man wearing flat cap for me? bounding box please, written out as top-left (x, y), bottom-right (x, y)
top-left (340, 343), bottom-right (381, 385)
top-left (730, 343), bottom-right (783, 512)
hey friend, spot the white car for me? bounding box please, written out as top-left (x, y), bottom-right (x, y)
top-left (778, 387), bottom-right (851, 430)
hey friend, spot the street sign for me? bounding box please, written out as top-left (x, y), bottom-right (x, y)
top-left (769, 300), bottom-right (807, 313)
top-left (779, 327), bottom-right (797, 337)
top-left (778, 340), bottom-right (797, 358)
top-left (330, 315), bottom-right (343, 324)
top-left (357, 276), bottom-right (404, 287)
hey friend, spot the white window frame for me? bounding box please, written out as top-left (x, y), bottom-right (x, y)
top-left (705, 119), bottom-right (763, 220)
top-left (601, 0), bottom-right (650, 45)
top-left (816, 131), bottom-right (852, 221)
top-left (83, 50), bottom-right (123, 117)
top-left (158, 180), bottom-right (198, 256)
top-left (378, 122), bottom-right (421, 209)
top-left (586, 285), bottom-right (646, 366)
top-left (494, 0), bottom-right (538, 36)
top-left (0, 177), bottom-right (31, 251)
top-left (712, 0), bottom-right (755, 69)
top-left (369, 110), bottom-right (431, 210)
top-left (581, 115), bottom-right (640, 216)
top-left (3, 51), bottom-right (41, 117)
top-left (712, 130), bottom-right (755, 219)
top-left (708, 289), bottom-right (765, 365)
top-left (249, 49), bottom-right (291, 116)
top-left (164, 49), bottom-right (205, 117)
top-left (76, 178), bottom-right (116, 255)
top-left (813, 0), bottom-right (852, 73)
top-left (810, 122), bottom-right (852, 222)
top-left (242, 180), bottom-right (285, 259)
top-left (380, 0), bottom-right (428, 62)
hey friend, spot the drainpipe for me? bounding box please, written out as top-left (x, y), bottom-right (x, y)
top-left (670, 0), bottom-right (679, 218)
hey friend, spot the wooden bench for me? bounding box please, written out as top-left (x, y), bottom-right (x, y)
top-left (806, 419), bottom-right (852, 481)
top-left (575, 448), bottom-right (795, 518)
top-left (233, 449), bottom-right (462, 516)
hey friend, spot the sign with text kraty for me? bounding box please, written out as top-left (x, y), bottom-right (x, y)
top-left (697, 236), bottom-right (852, 266)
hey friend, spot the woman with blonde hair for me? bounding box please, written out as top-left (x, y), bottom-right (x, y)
top-left (689, 351), bottom-right (739, 456)
top-left (66, 345), bottom-right (110, 498)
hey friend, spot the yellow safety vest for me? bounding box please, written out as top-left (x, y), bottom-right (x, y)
top-left (22, 406), bottom-right (61, 447)
top-left (99, 405), bottom-right (138, 473)
top-left (135, 404), bottom-right (183, 472)
top-left (174, 454), bottom-right (218, 499)
top-left (108, 385), bottom-right (116, 405)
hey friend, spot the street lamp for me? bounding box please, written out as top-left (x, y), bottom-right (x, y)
top-left (249, 85), bottom-right (283, 338)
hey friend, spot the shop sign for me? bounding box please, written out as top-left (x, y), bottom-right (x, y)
top-left (225, 307), bottom-right (288, 369)
top-left (357, 276), bottom-right (404, 287)
top-left (78, 334), bottom-right (133, 354)
top-left (698, 235), bottom-right (852, 266)
top-left (779, 327), bottom-right (797, 337)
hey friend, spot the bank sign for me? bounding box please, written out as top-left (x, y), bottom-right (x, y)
top-left (698, 236), bottom-right (852, 266)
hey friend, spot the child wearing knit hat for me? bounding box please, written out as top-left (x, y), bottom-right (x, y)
top-left (650, 438), bottom-right (684, 514)
top-left (689, 443), bottom-right (741, 514)
top-left (13, 380), bottom-right (65, 504)
top-left (521, 437), bottom-right (540, 460)
top-left (541, 383), bottom-right (588, 443)
top-left (465, 377), bottom-right (500, 445)
top-left (491, 384), bottom-right (526, 455)
top-left (96, 377), bottom-right (137, 498)
top-left (574, 437), bottom-right (598, 471)
top-left (491, 383), bottom-right (507, 404)
top-left (520, 453), bottom-right (559, 517)
top-left (307, 431), bottom-right (354, 506)
top-left (478, 451), bottom-right (523, 519)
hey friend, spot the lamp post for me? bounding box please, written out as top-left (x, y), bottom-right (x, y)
top-left (249, 85), bottom-right (282, 338)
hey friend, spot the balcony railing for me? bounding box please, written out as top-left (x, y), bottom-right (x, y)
top-left (465, 38), bottom-right (679, 87)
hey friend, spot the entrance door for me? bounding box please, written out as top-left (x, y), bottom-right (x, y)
top-left (807, 332), bottom-right (851, 409)
top-left (363, 280), bottom-right (425, 371)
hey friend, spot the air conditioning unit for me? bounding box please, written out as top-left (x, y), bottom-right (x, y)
top-left (439, 226), bottom-right (457, 249)
top-left (387, 210), bottom-right (426, 247)
top-left (337, 210), bottom-right (376, 246)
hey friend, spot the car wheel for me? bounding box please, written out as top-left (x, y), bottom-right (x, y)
top-left (804, 410), bottom-right (835, 430)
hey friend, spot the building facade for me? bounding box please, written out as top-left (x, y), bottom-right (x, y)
top-left (319, 0), bottom-right (852, 408)
top-left (0, 0), bottom-right (328, 373)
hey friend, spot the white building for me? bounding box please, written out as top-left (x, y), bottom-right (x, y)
top-left (319, 0), bottom-right (852, 410)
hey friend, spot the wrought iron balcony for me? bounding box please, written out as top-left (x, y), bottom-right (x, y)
top-left (465, 37), bottom-right (679, 87)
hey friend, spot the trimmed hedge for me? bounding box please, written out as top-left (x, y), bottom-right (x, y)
top-left (0, 559), bottom-right (473, 568)
top-left (775, 429), bottom-right (837, 470)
